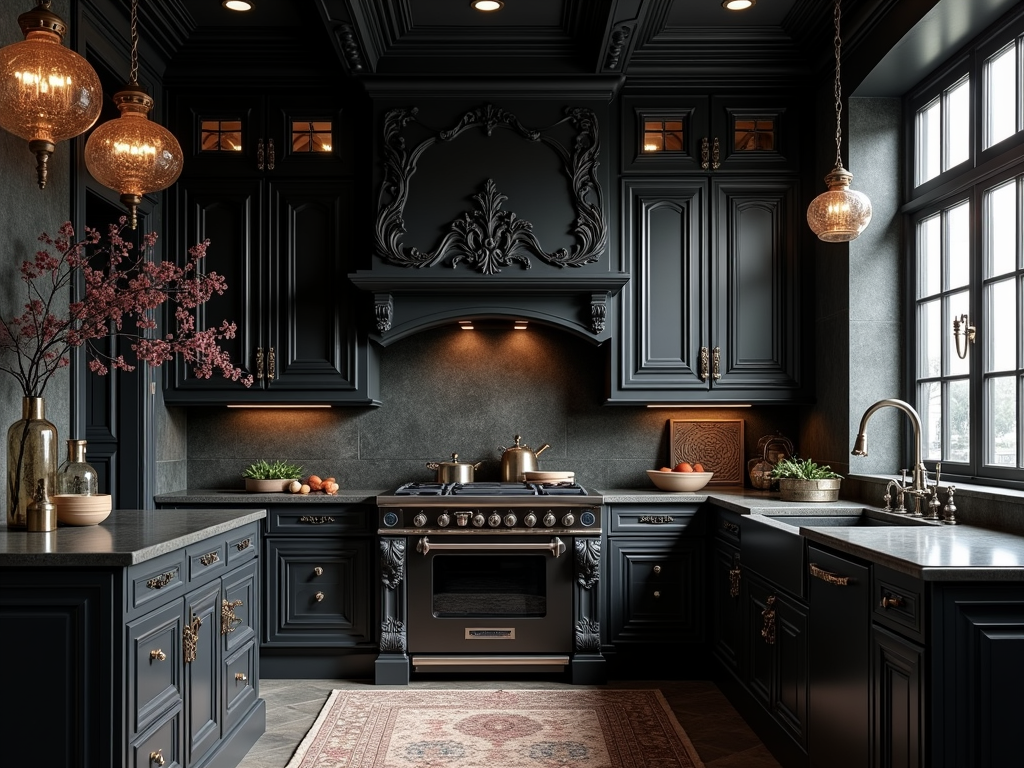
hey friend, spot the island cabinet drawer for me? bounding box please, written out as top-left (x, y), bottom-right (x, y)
top-left (223, 639), bottom-right (258, 734)
top-left (226, 526), bottom-right (259, 566)
top-left (128, 549), bottom-right (188, 614)
top-left (187, 540), bottom-right (227, 582)
top-left (872, 566), bottom-right (926, 643)
top-left (127, 599), bottom-right (184, 739)
top-left (130, 708), bottom-right (181, 768)
top-left (267, 505), bottom-right (373, 535)
top-left (608, 504), bottom-right (704, 534)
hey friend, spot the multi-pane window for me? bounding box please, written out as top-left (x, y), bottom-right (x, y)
top-left (910, 13), bottom-right (1024, 483)
top-left (642, 118), bottom-right (683, 153)
top-left (200, 119), bottom-right (242, 152)
top-left (291, 120), bottom-right (332, 153)
top-left (733, 117), bottom-right (775, 151)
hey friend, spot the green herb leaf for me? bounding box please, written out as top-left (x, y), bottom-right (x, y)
top-left (242, 459), bottom-right (304, 480)
top-left (769, 457), bottom-right (842, 480)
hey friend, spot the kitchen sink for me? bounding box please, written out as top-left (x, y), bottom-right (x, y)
top-left (757, 510), bottom-right (937, 528)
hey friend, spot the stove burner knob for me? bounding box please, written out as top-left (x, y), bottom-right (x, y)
top-left (437, 513), bottom-right (450, 528)
top-left (472, 514), bottom-right (486, 528)
top-left (524, 513), bottom-right (538, 527)
top-left (455, 512), bottom-right (470, 527)
top-left (561, 513), bottom-right (575, 527)
top-left (543, 512), bottom-right (556, 527)
top-left (504, 513), bottom-right (517, 527)
top-left (488, 512), bottom-right (502, 527)
top-left (413, 513), bottom-right (428, 528)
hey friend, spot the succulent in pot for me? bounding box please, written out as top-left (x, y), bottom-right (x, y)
top-left (770, 457), bottom-right (843, 502)
top-left (242, 459), bottom-right (304, 492)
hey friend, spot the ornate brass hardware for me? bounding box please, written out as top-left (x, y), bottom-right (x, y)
top-left (880, 594), bottom-right (903, 609)
top-left (267, 137), bottom-right (275, 170)
top-left (653, 565), bottom-right (662, 575)
top-left (711, 136), bottom-right (721, 170)
top-left (761, 594), bottom-right (776, 645)
top-left (150, 649), bottom-right (166, 662)
top-left (722, 521), bottom-right (739, 535)
top-left (183, 613), bottom-right (203, 664)
top-left (146, 570), bottom-right (177, 590)
top-left (701, 137), bottom-right (710, 170)
top-left (639, 515), bottom-right (674, 524)
top-left (314, 566), bottom-right (324, 576)
top-left (699, 346), bottom-right (709, 381)
top-left (315, 591), bottom-right (325, 602)
top-left (235, 538), bottom-right (251, 552)
top-left (712, 346), bottom-right (721, 380)
top-left (268, 346), bottom-right (276, 380)
top-left (150, 750), bottom-right (165, 766)
top-left (199, 551), bottom-right (220, 567)
top-left (953, 313), bottom-right (975, 360)
top-left (235, 672), bottom-right (248, 682)
top-left (256, 138), bottom-right (264, 170)
top-left (729, 566), bottom-right (741, 598)
top-left (256, 347), bottom-right (264, 380)
top-left (221, 599), bottom-right (244, 635)
top-left (653, 590), bottom-right (661, 598)
top-left (299, 515), bottom-right (335, 524)
top-left (809, 563), bottom-right (851, 586)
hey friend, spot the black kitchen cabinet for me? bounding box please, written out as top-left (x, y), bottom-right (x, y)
top-left (711, 539), bottom-right (744, 677)
top-left (872, 623), bottom-right (924, 768)
top-left (163, 92), bottom-right (379, 406)
top-left (604, 503), bottom-right (705, 675)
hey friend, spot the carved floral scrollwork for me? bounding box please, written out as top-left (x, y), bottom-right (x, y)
top-left (374, 104), bottom-right (607, 274)
top-left (575, 537), bottom-right (601, 590)
top-left (575, 617), bottom-right (601, 652)
top-left (379, 616), bottom-right (406, 653)
top-left (379, 538), bottom-right (406, 590)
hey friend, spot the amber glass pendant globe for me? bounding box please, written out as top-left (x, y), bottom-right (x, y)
top-left (0, 1), bottom-right (102, 188)
top-left (84, 85), bottom-right (183, 228)
top-left (806, 165), bottom-right (872, 242)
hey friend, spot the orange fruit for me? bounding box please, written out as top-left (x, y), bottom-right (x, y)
top-left (693, 462), bottom-right (705, 472)
top-left (308, 474), bottom-right (323, 490)
top-left (659, 467), bottom-right (673, 472)
top-left (674, 462), bottom-right (693, 473)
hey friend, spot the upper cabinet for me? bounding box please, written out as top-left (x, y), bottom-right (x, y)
top-left (163, 92), bottom-right (379, 406)
top-left (608, 92), bottom-right (804, 404)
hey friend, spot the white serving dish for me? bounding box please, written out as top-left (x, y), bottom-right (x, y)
top-left (645, 470), bottom-right (714, 492)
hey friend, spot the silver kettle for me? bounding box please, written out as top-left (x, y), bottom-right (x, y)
top-left (498, 434), bottom-right (550, 482)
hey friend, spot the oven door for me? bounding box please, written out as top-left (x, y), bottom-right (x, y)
top-left (406, 534), bottom-right (573, 654)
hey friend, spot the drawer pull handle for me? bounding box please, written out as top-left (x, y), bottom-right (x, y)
top-left (235, 672), bottom-right (248, 682)
top-left (761, 594), bottom-right (776, 645)
top-left (699, 346), bottom-right (710, 381)
top-left (256, 346), bottom-right (264, 379)
top-left (314, 566), bottom-right (324, 576)
top-left (652, 565), bottom-right (662, 575)
top-left (150, 750), bottom-right (166, 766)
top-left (299, 515), bottom-right (335, 524)
top-left (653, 590), bottom-right (661, 598)
top-left (146, 570), bottom-right (177, 590)
top-left (200, 551), bottom-right (220, 566)
top-left (722, 521), bottom-right (739, 535)
top-left (638, 515), bottom-right (674, 524)
top-left (729, 566), bottom-right (741, 598)
top-left (183, 613), bottom-right (203, 664)
top-left (315, 591), bottom-right (325, 602)
top-left (235, 538), bottom-right (252, 552)
top-left (221, 599), bottom-right (244, 635)
top-left (809, 563), bottom-right (851, 586)
top-left (880, 594), bottom-right (903, 609)
top-left (150, 649), bottom-right (166, 662)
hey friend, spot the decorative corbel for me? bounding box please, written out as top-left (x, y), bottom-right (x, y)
top-left (374, 293), bottom-right (394, 334)
top-left (590, 293), bottom-right (608, 334)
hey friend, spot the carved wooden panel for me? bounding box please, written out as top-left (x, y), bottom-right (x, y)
top-left (670, 418), bottom-right (745, 485)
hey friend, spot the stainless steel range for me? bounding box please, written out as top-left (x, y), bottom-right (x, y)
top-left (374, 481), bottom-right (605, 685)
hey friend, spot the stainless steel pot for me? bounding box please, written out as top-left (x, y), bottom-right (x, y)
top-left (426, 453), bottom-right (482, 483)
top-left (498, 434), bottom-right (550, 482)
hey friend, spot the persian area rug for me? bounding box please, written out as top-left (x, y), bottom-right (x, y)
top-left (285, 688), bottom-right (705, 768)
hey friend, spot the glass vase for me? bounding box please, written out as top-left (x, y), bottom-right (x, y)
top-left (58, 439), bottom-right (98, 495)
top-left (6, 397), bottom-right (58, 529)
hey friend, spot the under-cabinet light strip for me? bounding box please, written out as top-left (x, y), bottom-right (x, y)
top-left (646, 404), bottom-right (752, 408)
top-left (227, 404), bottom-right (332, 409)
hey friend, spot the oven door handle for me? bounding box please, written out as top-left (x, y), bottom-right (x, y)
top-left (416, 536), bottom-right (566, 558)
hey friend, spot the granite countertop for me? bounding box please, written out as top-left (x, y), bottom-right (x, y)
top-left (0, 509), bottom-right (266, 567)
top-left (154, 489), bottom-right (385, 504)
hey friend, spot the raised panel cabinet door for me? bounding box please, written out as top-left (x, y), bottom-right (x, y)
top-left (744, 575), bottom-right (775, 711)
top-left (773, 590), bottom-right (808, 747)
top-left (183, 581), bottom-right (221, 768)
top-left (127, 598), bottom-right (185, 741)
top-left (710, 178), bottom-right (800, 392)
top-left (711, 542), bottom-right (744, 677)
top-left (614, 180), bottom-right (707, 396)
top-left (872, 625), bottom-right (924, 768)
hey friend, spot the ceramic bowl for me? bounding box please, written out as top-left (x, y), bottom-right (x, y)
top-left (244, 478), bottom-right (294, 492)
top-left (646, 470), bottom-right (714, 492)
top-left (53, 493), bottom-right (112, 526)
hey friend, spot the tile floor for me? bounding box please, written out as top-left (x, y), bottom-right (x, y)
top-left (237, 677), bottom-right (783, 768)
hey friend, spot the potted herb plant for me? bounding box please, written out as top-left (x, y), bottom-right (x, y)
top-left (242, 460), bottom-right (304, 492)
top-left (770, 457), bottom-right (843, 502)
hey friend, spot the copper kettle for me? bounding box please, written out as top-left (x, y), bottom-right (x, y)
top-left (498, 434), bottom-right (550, 482)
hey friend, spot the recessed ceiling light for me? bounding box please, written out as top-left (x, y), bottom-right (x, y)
top-left (223, 0), bottom-right (253, 11)
top-left (722, 0), bottom-right (755, 9)
top-left (472, 0), bottom-right (504, 11)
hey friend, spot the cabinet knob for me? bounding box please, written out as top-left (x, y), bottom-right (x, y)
top-left (880, 594), bottom-right (903, 609)
top-left (653, 565), bottom-right (662, 575)
top-left (150, 649), bottom-right (166, 662)
top-left (315, 591), bottom-right (325, 602)
top-left (235, 672), bottom-right (248, 682)
top-left (150, 750), bottom-right (166, 766)
top-left (653, 590), bottom-right (661, 598)
top-left (313, 566), bottom-right (324, 577)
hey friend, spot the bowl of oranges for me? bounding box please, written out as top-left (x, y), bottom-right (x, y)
top-left (646, 462), bottom-right (714, 492)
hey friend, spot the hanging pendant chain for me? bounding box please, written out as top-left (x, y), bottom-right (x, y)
top-left (129, 0), bottom-right (140, 86)
top-left (833, 0), bottom-right (843, 168)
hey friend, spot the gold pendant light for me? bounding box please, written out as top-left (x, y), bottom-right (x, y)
top-left (806, 0), bottom-right (871, 242)
top-left (84, 0), bottom-right (182, 228)
top-left (0, 1), bottom-right (102, 189)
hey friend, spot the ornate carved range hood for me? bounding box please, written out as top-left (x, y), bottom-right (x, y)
top-left (349, 81), bottom-right (627, 346)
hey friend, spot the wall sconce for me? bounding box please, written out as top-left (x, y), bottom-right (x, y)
top-left (0, 0), bottom-right (102, 188)
top-left (84, 0), bottom-right (183, 228)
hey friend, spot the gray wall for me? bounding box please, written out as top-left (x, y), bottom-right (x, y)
top-left (178, 324), bottom-right (801, 491)
top-left (1, 1), bottom-right (73, 518)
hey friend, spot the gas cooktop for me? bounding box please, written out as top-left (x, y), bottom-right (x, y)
top-left (393, 481), bottom-right (589, 497)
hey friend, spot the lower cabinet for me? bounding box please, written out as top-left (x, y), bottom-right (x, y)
top-left (872, 624), bottom-right (924, 768)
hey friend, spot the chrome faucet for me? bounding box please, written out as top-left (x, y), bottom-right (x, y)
top-left (851, 398), bottom-right (929, 516)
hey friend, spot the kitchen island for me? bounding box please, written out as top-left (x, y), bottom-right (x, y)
top-left (0, 509), bottom-right (267, 768)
